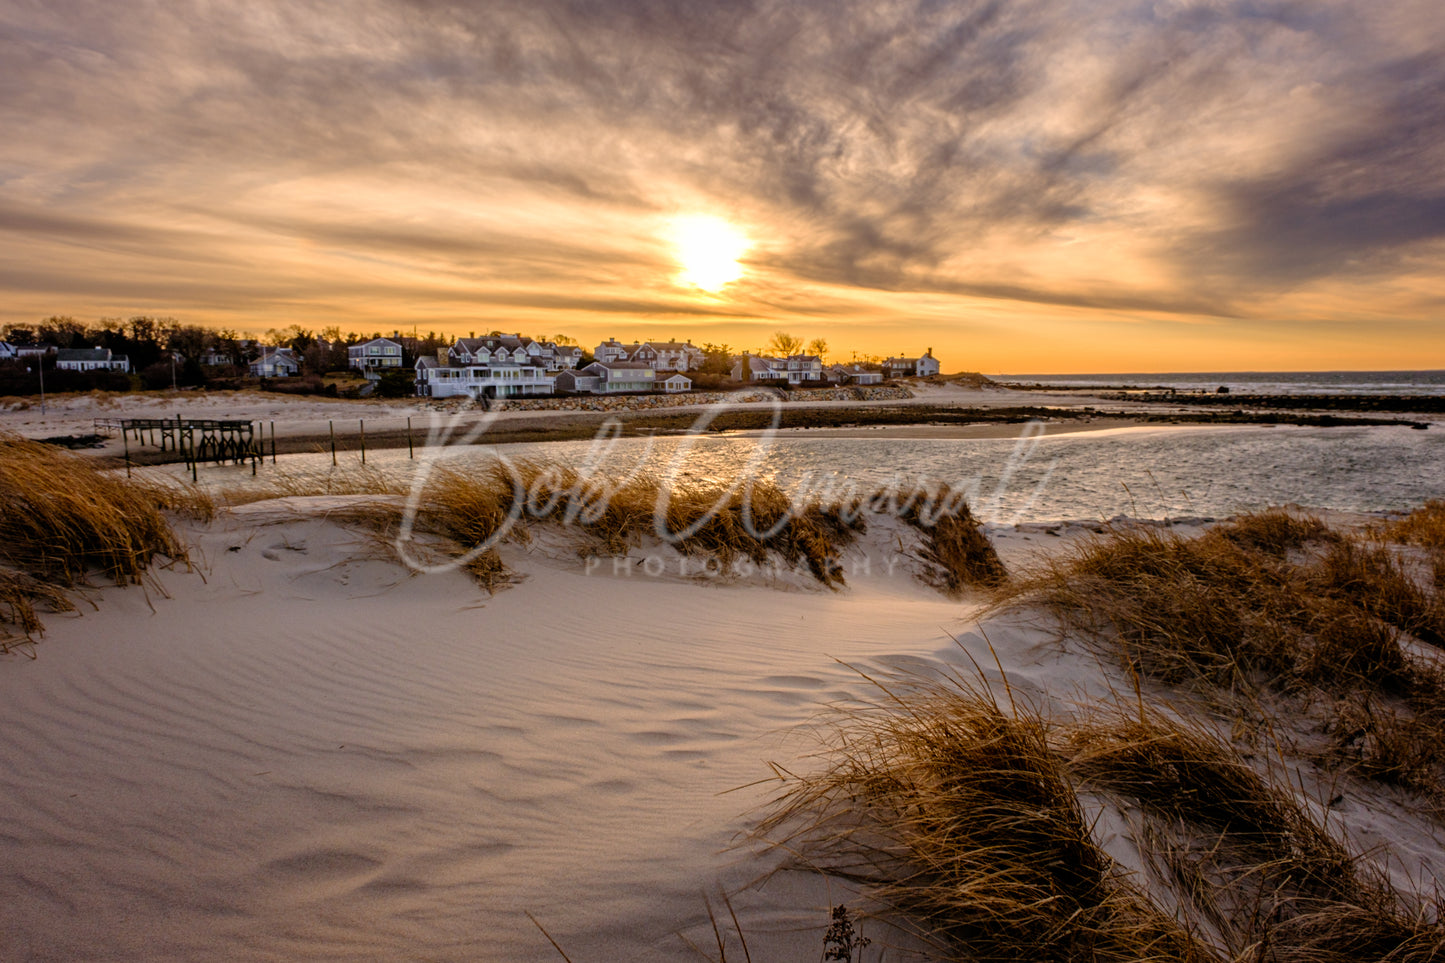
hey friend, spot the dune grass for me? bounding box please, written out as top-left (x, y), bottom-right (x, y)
top-left (758, 675), bottom-right (1221, 963)
top-left (998, 509), bottom-right (1445, 801)
top-left (760, 667), bottom-right (1445, 962)
top-left (219, 459), bottom-right (1003, 595)
top-left (0, 432), bottom-right (197, 644)
top-left (875, 484), bottom-right (1008, 594)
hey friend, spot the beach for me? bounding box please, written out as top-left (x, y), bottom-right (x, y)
top-left (2, 389), bottom-right (1445, 961)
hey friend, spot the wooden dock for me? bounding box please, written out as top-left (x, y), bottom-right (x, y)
top-left (98, 416), bottom-right (261, 477)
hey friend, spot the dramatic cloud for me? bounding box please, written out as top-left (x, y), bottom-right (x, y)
top-left (1, 0), bottom-right (1442, 367)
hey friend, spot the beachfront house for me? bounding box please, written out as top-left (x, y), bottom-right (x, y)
top-left (0, 341), bottom-right (17, 361)
top-left (55, 347), bottom-right (130, 373)
top-left (883, 349), bottom-right (941, 379)
top-left (249, 347), bottom-right (300, 378)
top-left (16, 344), bottom-right (57, 359)
top-left (552, 360), bottom-right (663, 394)
top-left (348, 337), bottom-right (404, 371)
top-left (414, 344), bottom-right (555, 400)
top-left (659, 373), bottom-right (692, 393)
top-left (582, 360), bottom-right (656, 393)
top-left (827, 363), bottom-right (884, 385)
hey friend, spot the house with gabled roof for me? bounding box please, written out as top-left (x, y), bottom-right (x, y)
top-left (730, 353), bottom-right (822, 385)
top-left (348, 337), bottom-right (404, 370)
top-left (593, 338), bottom-right (703, 371)
top-left (249, 347), bottom-right (300, 378)
top-left (827, 363), bottom-right (883, 385)
top-left (883, 348), bottom-right (941, 379)
top-left (56, 347), bottom-right (130, 373)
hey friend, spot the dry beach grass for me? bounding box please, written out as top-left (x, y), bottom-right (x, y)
top-left (759, 668), bottom-right (1445, 962)
top-left (0, 431), bottom-right (202, 647)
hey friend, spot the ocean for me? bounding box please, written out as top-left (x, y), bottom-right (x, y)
top-left (994, 370), bottom-right (1445, 396)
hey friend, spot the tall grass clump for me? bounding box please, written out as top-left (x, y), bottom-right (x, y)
top-left (413, 460), bottom-right (869, 589)
top-left (0, 432), bottom-right (191, 641)
top-left (1381, 500), bottom-right (1445, 592)
top-left (872, 483), bottom-right (1007, 594)
top-left (758, 675), bottom-right (1218, 962)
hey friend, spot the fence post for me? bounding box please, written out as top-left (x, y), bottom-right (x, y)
top-left (407, 416), bottom-right (413, 459)
top-left (359, 419), bottom-right (366, 465)
top-left (330, 420), bottom-right (337, 466)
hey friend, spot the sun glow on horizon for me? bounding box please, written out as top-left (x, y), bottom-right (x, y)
top-left (669, 215), bottom-right (749, 292)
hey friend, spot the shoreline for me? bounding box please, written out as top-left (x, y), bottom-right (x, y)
top-left (75, 401), bottom-right (1431, 468)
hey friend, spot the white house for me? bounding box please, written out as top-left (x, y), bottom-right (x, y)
top-left (827, 363), bottom-right (884, 385)
top-left (659, 373), bottom-right (692, 393)
top-left (349, 338), bottom-right (404, 370)
top-left (883, 349), bottom-right (941, 379)
top-left (55, 347), bottom-right (130, 373)
top-left (16, 344), bottom-right (56, 359)
top-left (0, 341), bottom-right (17, 361)
top-left (249, 347), bottom-right (300, 378)
top-left (414, 350), bottom-right (555, 400)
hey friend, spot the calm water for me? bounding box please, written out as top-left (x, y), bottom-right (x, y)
top-left (195, 422), bottom-right (1445, 523)
top-left (997, 369), bottom-right (1445, 396)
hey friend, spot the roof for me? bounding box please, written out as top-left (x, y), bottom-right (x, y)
top-left (255, 347), bottom-right (299, 365)
top-left (640, 341), bottom-right (699, 351)
top-left (589, 360), bottom-right (655, 371)
top-left (56, 348), bottom-right (112, 362)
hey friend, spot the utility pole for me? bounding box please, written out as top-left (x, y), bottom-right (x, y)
top-left (29, 363), bottom-right (46, 416)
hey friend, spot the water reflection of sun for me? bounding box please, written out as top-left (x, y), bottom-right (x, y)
top-left (669, 215), bottom-right (748, 292)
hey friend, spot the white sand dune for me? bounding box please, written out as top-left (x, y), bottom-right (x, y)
top-left (0, 503), bottom-right (1033, 961)
top-left (4, 494), bottom-right (1444, 961)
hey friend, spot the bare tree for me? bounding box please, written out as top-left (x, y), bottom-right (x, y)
top-left (766, 331), bottom-right (804, 357)
top-left (807, 337), bottom-right (828, 362)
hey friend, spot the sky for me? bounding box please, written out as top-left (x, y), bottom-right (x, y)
top-left (2, 0), bottom-right (1444, 372)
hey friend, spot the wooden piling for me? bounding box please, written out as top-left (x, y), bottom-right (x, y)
top-left (123, 427), bottom-right (131, 478)
top-left (330, 420), bottom-right (337, 466)
top-left (359, 419), bottom-right (366, 465)
top-left (407, 416), bottom-right (413, 459)
top-left (271, 421), bottom-right (277, 464)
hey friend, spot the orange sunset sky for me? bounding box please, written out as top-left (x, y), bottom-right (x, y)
top-left (2, 0), bottom-right (1443, 372)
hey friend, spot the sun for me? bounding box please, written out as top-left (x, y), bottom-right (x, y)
top-left (669, 215), bottom-right (749, 292)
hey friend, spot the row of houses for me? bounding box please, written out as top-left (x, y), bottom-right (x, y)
top-left (417, 341), bottom-right (694, 399)
top-left (732, 350), bottom-right (940, 385)
top-left (415, 339), bottom-right (941, 400)
top-left (0, 342), bottom-right (132, 372)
